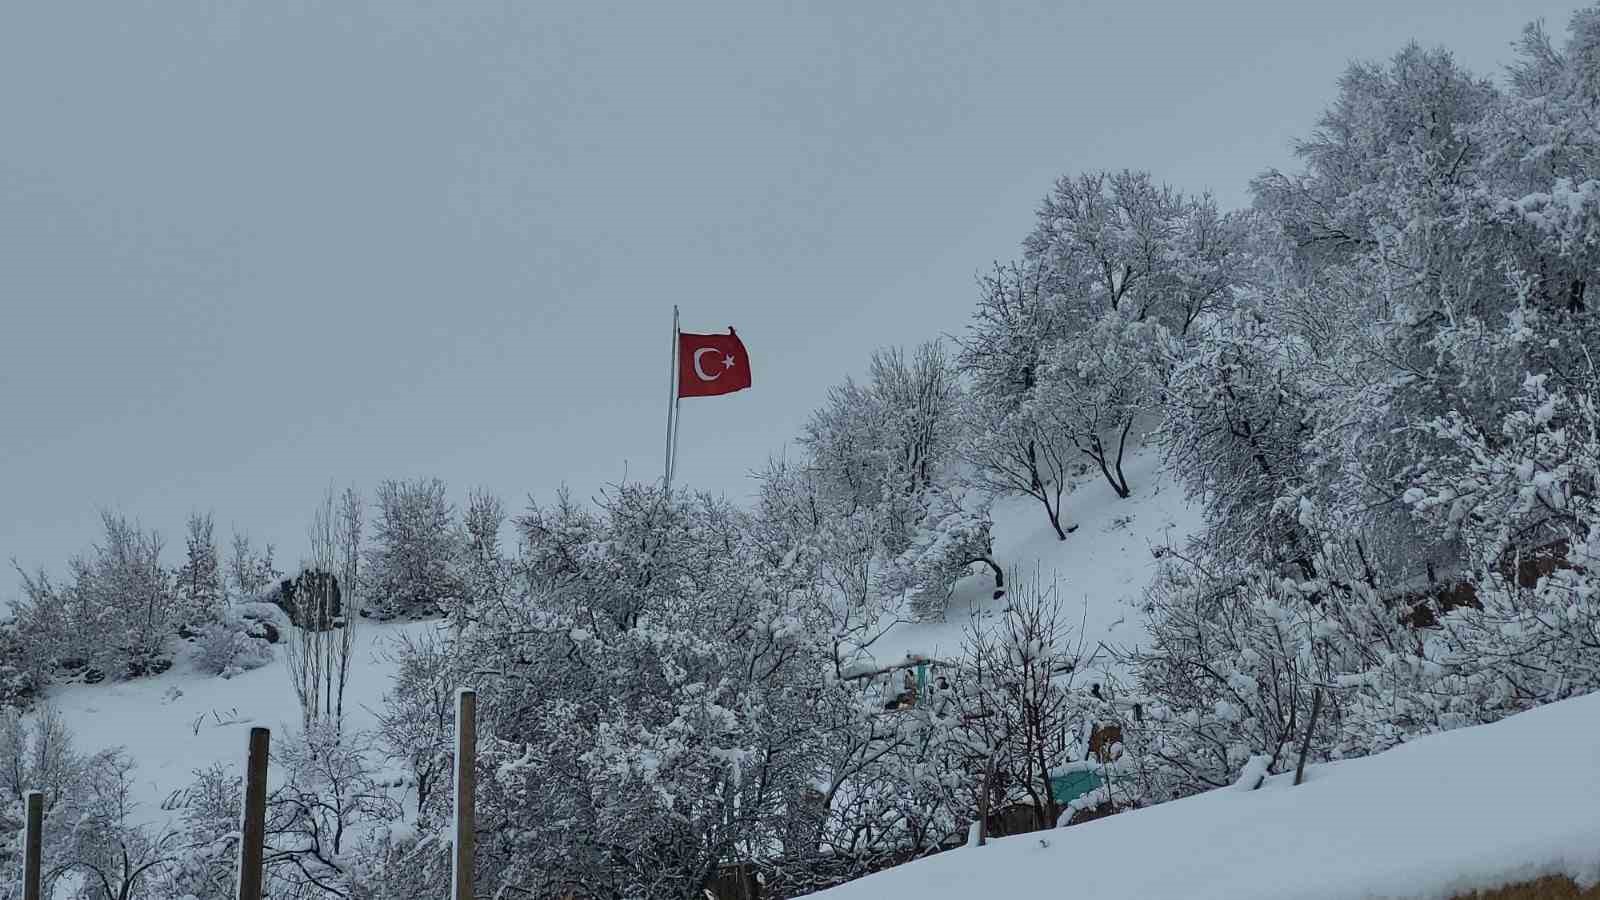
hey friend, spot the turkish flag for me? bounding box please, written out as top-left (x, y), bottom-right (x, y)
top-left (678, 328), bottom-right (752, 398)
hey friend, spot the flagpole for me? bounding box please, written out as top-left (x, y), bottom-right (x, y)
top-left (664, 305), bottom-right (679, 491)
top-left (669, 313), bottom-right (683, 487)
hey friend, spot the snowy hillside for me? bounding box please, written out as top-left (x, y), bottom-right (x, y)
top-left (28, 448), bottom-right (1198, 840)
top-left (814, 689), bottom-right (1600, 900)
top-left (865, 446), bottom-right (1201, 681)
top-left (40, 619), bottom-right (437, 831)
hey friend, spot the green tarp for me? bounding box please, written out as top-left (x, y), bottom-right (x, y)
top-left (1049, 768), bottom-right (1103, 806)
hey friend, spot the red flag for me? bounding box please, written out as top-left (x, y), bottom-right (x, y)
top-left (678, 328), bottom-right (751, 398)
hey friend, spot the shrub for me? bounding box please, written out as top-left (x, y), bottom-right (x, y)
top-left (193, 613), bottom-right (274, 678)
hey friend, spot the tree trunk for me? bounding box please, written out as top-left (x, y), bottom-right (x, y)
top-left (1111, 417), bottom-right (1134, 497)
top-left (1087, 437), bottom-right (1131, 500)
top-left (1294, 687), bottom-right (1325, 787)
top-left (1042, 498), bottom-right (1071, 541)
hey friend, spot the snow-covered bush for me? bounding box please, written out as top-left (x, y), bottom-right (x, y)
top-left (12, 513), bottom-right (182, 681)
top-left (1128, 557), bottom-right (1344, 802)
top-left (877, 487), bottom-right (999, 622)
top-left (158, 762), bottom-right (242, 900)
top-left (943, 575), bottom-right (1092, 832)
top-left (192, 613), bottom-right (274, 678)
top-left (0, 616), bottom-right (41, 713)
top-left (1380, 368), bottom-right (1600, 726)
top-left (264, 722), bottom-right (400, 898)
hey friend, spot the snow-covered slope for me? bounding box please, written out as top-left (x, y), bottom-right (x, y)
top-left (814, 688), bottom-right (1600, 900)
top-left (35, 448), bottom-right (1199, 837)
top-left (865, 447), bottom-right (1201, 682)
top-left (43, 619), bottom-right (438, 830)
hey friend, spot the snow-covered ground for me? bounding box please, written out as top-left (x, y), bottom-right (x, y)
top-left (814, 688), bottom-right (1600, 900)
top-left (864, 447), bottom-right (1201, 684)
top-left (41, 618), bottom-right (442, 830)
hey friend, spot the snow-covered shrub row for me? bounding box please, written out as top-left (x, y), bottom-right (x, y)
top-left (9, 512), bottom-right (253, 686)
top-left (2, 476), bottom-right (486, 694)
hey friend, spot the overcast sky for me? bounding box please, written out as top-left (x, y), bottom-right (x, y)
top-left (1, 0), bottom-right (1587, 594)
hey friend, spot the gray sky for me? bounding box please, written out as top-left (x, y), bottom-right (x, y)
top-left (1, 0), bottom-right (1585, 593)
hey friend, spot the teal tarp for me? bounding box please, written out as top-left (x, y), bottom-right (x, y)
top-left (1049, 768), bottom-right (1102, 806)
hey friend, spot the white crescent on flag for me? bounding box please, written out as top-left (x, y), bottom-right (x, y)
top-left (692, 347), bottom-right (722, 381)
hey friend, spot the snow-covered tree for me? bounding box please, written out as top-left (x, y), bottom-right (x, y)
top-left (375, 628), bottom-right (458, 815)
top-left (1023, 169), bottom-right (1245, 336)
top-left (1024, 170), bottom-right (1185, 325)
top-left (263, 723), bottom-right (400, 898)
top-left (1392, 364), bottom-right (1600, 721)
top-left (455, 486), bottom-right (829, 896)
top-left (376, 482), bottom-right (954, 898)
top-left (752, 457), bottom-right (904, 674)
top-left (958, 260), bottom-right (1066, 414)
top-left (956, 260), bottom-right (1082, 541)
top-left (284, 487), bottom-right (364, 732)
top-left (944, 576), bottom-right (1090, 832)
top-left (452, 488), bottom-right (510, 631)
top-left (365, 477), bottom-right (460, 619)
top-left (228, 531), bottom-right (281, 603)
top-left (176, 512), bottom-right (224, 626)
top-left (1034, 310), bottom-right (1170, 499)
top-left (1159, 306), bottom-right (1317, 573)
top-left (800, 341), bottom-right (963, 557)
top-left (157, 762), bottom-right (241, 900)
top-left (52, 749), bottom-right (180, 900)
top-left (0, 612), bottom-right (42, 713)
top-left (1128, 556), bottom-right (1340, 802)
top-left (2, 711), bottom-right (180, 900)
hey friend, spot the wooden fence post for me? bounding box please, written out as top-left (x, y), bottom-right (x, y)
top-left (22, 790), bottom-right (42, 900)
top-left (975, 758), bottom-right (992, 847)
top-left (453, 688), bottom-right (477, 900)
top-left (237, 727), bottom-right (270, 900)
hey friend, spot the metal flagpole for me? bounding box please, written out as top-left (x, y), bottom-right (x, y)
top-left (669, 309), bottom-right (683, 487)
top-left (664, 305), bottom-right (680, 490)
